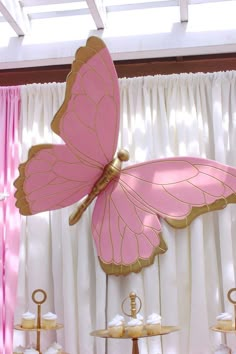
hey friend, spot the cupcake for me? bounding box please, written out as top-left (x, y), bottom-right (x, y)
top-left (13, 345), bottom-right (25, 354)
top-left (126, 317), bottom-right (143, 338)
top-left (108, 314), bottom-right (125, 337)
top-left (146, 313), bottom-right (161, 335)
top-left (136, 313), bottom-right (144, 322)
top-left (216, 313), bottom-right (233, 330)
top-left (41, 312), bottom-right (57, 329)
top-left (21, 312), bottom-right (36, 329)
top-left (214, 344), bottom-right (231, 354)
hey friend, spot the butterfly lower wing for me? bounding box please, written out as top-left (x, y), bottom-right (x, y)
top-left (92, 180), bottom-right (167, 276)
top-left (119, 156), bottom-right (236, 228)
top-left (14, 144), bottom-right (102, 215)
top-left (51, 36), bottom-right (120, 168)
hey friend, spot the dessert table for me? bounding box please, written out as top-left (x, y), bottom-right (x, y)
top-left (90, 292), bottom-right (179, 354)
top-left (14, 289), bottom-right (67, 354)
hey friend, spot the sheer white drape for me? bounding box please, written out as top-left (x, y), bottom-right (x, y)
top-left (14, 71), bottom-right (236, 354)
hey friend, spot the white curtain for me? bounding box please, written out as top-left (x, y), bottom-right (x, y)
top-left (14, 71), bottom-right (236, 354)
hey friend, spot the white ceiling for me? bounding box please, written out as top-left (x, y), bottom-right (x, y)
top-left (1, 0), bottom-right (236, 69)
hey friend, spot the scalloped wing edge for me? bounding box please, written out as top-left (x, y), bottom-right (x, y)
top-left (14, 144), bottom-right (55, 215)
top-left (165, 193), bottom-right (236, 228)
top-left (51, 36), bottom-right (106, 136)
top-left (98, 234), bottom-right (168, 276)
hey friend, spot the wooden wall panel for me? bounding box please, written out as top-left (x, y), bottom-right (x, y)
top-left (0, 53), bottom-right (236, 86)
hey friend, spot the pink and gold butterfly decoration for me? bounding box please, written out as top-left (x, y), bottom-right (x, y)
top-left (14, 36), bottom-right (236, 276)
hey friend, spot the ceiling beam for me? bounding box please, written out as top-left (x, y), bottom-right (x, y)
top-left (0, 0), bottom-right (30, 35)
top-left (179, 0), bottom-right (188, 22)
top-left (85, 0), bottom-right (106, 29)
top-left (1, 29), bottom-right (236, 70)
top-left (0, 1), bottom-right (236, 69)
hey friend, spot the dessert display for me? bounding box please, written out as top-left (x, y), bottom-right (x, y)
top-left (145, 313), bottom-right (162, 335)
top-left (91, 292), bottom-right (179, 354)
top-left (210, 288), bottom-right (236, 354)
top-left (21, 312), bottom-right (36, 329)
top-left (216, 312), bottom-right (233, 330)
top-left (41, 312), bottom-right (57, 329)
top-left (108, 314), bottom-right (125, 337)
top-left (107, 311), bottom-right (163, 338)
top-left (14, 289), bottom-right (67, 354)
top-left (126, 317), bottom-right (144, 338)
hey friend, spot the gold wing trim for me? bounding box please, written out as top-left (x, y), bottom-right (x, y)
top-left (98, 234), bottom-right (167, 276)
top-left (14, 144), bottom-right (55, 215)
top-left (165, 193), bottom-right (236, 228)
top-left (51, 36), bottom-right (106, 136)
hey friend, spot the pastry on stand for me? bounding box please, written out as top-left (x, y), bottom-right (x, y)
top-left (14, 289), bottom-right (67, 354)
top-left (210, 287), bottom-right (236, 354)
top-left (91, 292), bottom-right (179, 354)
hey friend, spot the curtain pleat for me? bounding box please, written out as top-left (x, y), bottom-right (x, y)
top-left (10, 71), bottom-right (236, 354)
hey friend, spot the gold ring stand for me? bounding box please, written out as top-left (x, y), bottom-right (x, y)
top-left (210, 287), bottom-right (236, 354)
top-left (211, 287), bottom-right (236, 333)
top-left (14, 288), bottom-right (66, 354)
top-left (91, 292), bottom-right (179, 354)
top-left (227, 288), bottom-right (236, 331)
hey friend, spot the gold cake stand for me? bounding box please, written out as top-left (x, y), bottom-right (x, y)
top-left (14, 289), bottom-right (68, 354)
top-left (90, 292), bottom-right (179, 354)
top-left (210, 287), bottom-right (236, 354)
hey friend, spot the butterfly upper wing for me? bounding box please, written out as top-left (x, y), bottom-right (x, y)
top-left (14, 36), bottom-right (120, 215)
top-left (119, 156), bottom-right (236, 228)
top-left (92, 179), bottom-right (167, 275)
top-left (92, 156), bottom-right (236, 275)
top-left (51, 36), bottom-right (120, 168)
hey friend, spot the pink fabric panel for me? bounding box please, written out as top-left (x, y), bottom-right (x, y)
top-left (0, 87), bottom-right (21, 354)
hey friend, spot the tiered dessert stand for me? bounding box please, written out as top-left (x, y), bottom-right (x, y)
top-left (210, 287), bottom-right (236, 354)
top-left (14, 288), bottom-right (67, 354)
top-left (90, 291), bottom-right (179, 354)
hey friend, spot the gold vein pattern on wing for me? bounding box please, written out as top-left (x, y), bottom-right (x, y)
top-left (14, 144), bottom-right (96, 215)
top-left (99, 235), bottom-right (167, 276)
top-left (51, 36), bottom-right (119, 168)
top-left (96, 182), bottom-right (167, 275)
top-left (51, 36), bottom-right (106, 135)
top-left (121, 162), bottom-right (236, 228)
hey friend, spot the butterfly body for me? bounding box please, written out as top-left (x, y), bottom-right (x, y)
top-left (14, 36), bottom-right (236, 275)
top-left (69, 149), bottom-right (130, 225)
